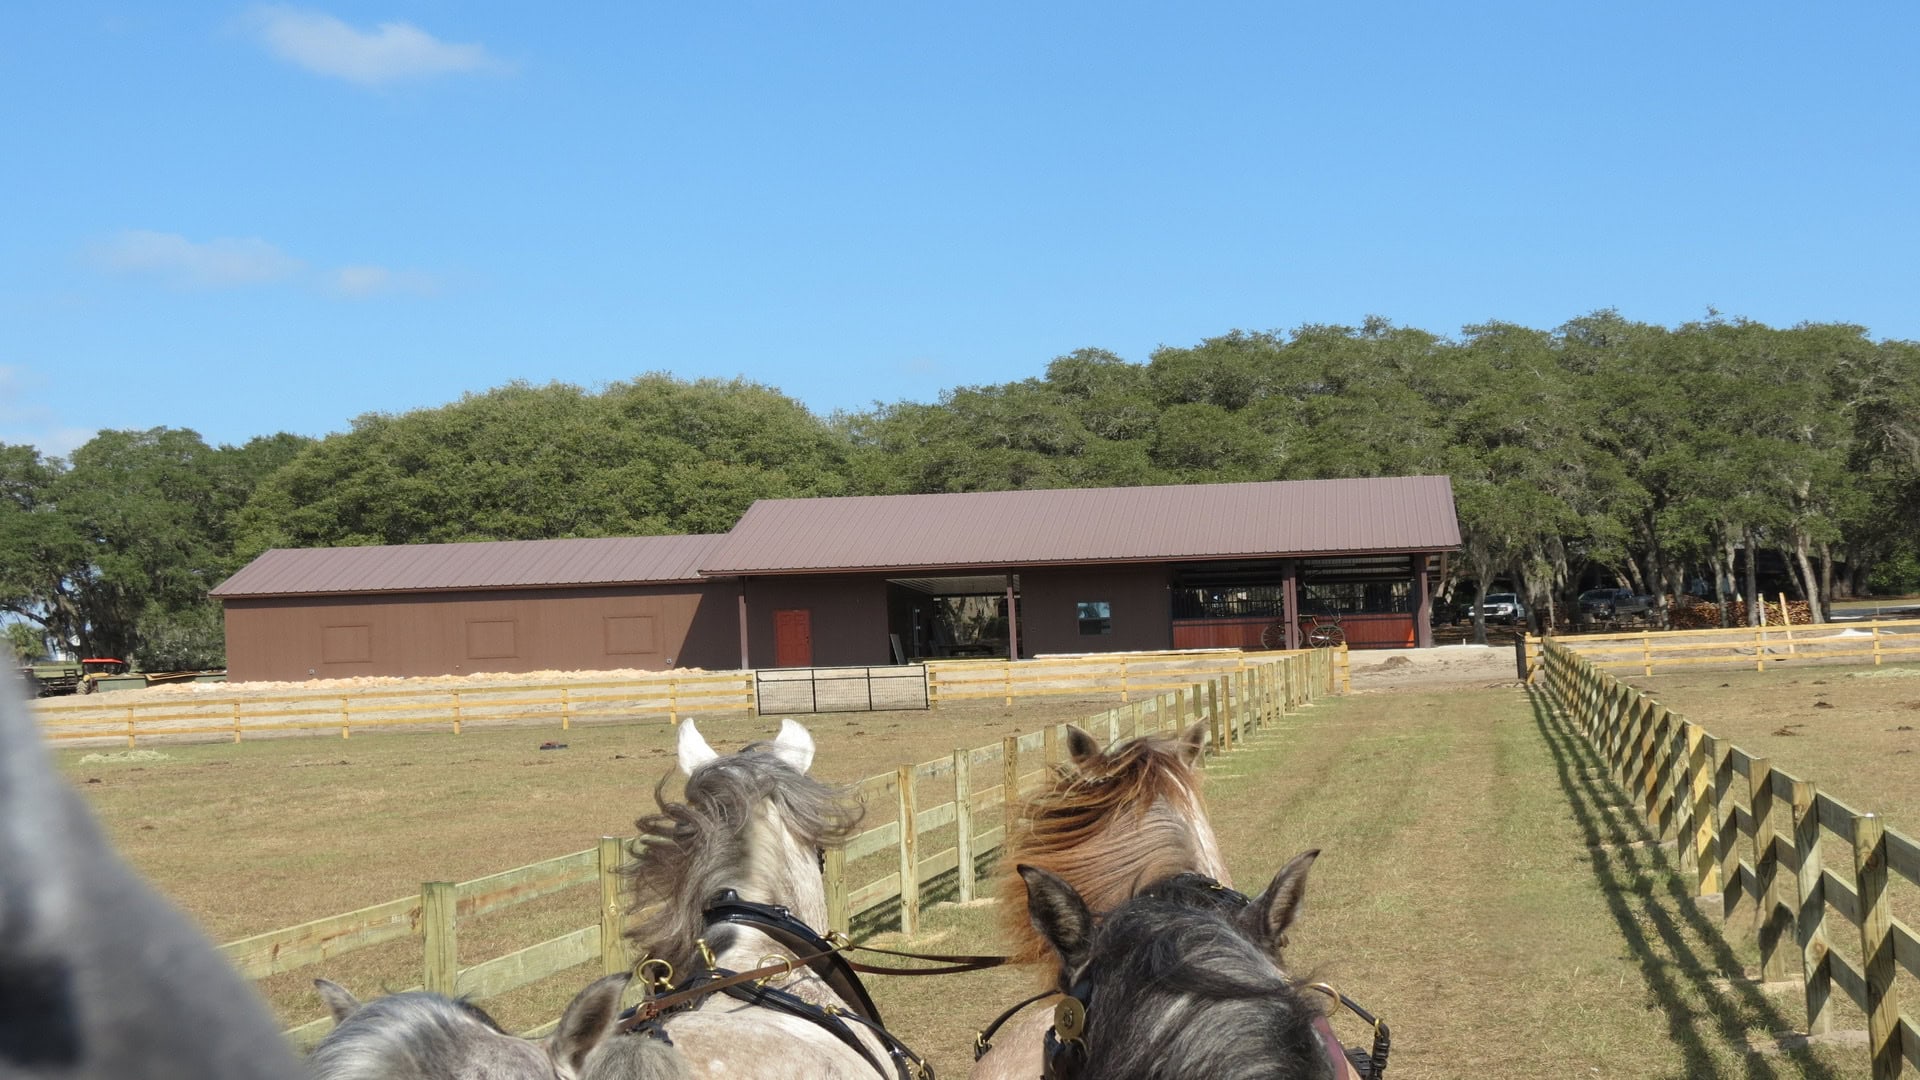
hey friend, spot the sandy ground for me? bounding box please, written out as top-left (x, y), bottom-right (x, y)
top-left (1345, 643), bottom-right (1528, 692)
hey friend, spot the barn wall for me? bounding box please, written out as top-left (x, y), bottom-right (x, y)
top-left (743, 574), bottom-right (892, 668)
top-left (1018, 565), bottom-right (1173, 656)
top-left (222, 583), bottom-right (736, 682)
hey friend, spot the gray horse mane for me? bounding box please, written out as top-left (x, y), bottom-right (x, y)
top-left (0, 685), bottom-right (299, 1078)
top-left (306, 992), bottom-right (511, 1080)
top-left (1068, 875), bottom-right (1329, 1080)
top-left (620, 743), bottom-right (863, 974)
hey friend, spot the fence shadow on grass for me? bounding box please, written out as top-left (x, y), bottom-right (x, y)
top-left (1528, 688), bottom-right (1842, 1080)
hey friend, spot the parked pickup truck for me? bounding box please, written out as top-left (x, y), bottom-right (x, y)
top-left (1578, 588), bottom-right (1654, 621)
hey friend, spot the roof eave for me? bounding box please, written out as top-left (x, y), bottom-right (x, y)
top-left (702, 544), bottom-right (1462, 578)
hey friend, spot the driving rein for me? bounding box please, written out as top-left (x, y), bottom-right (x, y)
top-left (618, 890), bottom-right (1008, 1080)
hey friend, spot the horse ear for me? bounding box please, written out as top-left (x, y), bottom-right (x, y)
top-left (1245, 849), bottom-right (1319, 957)
top-left (548, 972), bottom-right (631, 1073)
top-left (770, 718), bottom-right (815, 774)
top-left (313, 979), bottom-right (361, 1025)
top-left (1018, 864), bottom-right (1093, 973)
top-left (677, 719), bottom-right (720, 776)
top-left (1062, 725), bottom-right (1102, 767)
top-left (1176, 720), bottom-right (1210, 765)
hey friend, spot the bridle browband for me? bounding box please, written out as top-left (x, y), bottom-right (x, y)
top-left (619, 890), bottom-right (1012, 1080)
top-left (977, 874), bottom-right (1392, 1080)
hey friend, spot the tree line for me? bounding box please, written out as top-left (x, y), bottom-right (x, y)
top-left (6, 311), bottom-right (1918, 667)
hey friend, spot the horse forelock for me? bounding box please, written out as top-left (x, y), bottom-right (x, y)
top-left (998, 730), bottom-right (1223, 967)
top-left (621, 744), bottom-right (862, 974)
top-left (1077, 887), bottom-right (1329, 1080)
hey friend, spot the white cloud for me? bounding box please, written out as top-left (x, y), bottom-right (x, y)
top-left (92, 231), bottom-right (303, 289)
top-left (331, 265), bottom-right (438, 298)
top-left (247, 6), bottom-right (508, 85)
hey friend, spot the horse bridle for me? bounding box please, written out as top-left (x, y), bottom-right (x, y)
top-left (992, 874), bottom-right (1393, 1080)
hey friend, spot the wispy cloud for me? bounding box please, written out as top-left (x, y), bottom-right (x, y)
top-left (89, 230), bottom-right (437, 300)
top-left (0, 366), bottom-right (95, 457)
top-left (91, 231), bottom-right (304, 288)
top-left (246, 6), bottom-right (509, 86)
top-left (331, 265), bottom-right (438, 298)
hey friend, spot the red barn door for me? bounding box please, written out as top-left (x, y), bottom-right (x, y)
top-left (774, 609), bottom-right (813, 668)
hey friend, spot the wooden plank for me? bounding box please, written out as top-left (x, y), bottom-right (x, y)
top-left (1827, 949), bottom-right (1869, 1012)
top-left (824, 846), bottom-right (848, 935)
top-left (422, 882), bottom-right (457, 996)
top-left (915, 845), bottom-right (960, 884)
top-left (1748, 755), bottom-right (1791, 982)
top-left (283, 1014), bottom-right (341, 1051)
top-left (1851, 815), bottom-right (1902, 1080)
top-left (1790, 778), bottom-right (1832, 1036)
top-left (1003, 736), bottom-right (1019, 833)
top-left (847, 822), bottom-right (898, 862)
top-left (598, 837), bottom-right (627, 975)
top-left (1893, 917), bottom-right (1920, 984)
top-left (954, 749), bottom-right (975, 903)
top-left (1817, 793), bottom-right (1864, 845)
top-left (1903, 1016), bottom-right (1920, 1075)
top-left (1823, 868), bottom-right (1863, 926)
top-left (896, 765), bottom-right (919, 935)
top-left (455, 850), bottom-right (597, 919)
top-left (454, 926), bottom-right (599, 1000)
top-left (220, 894), bottom-right (420, 980)
top-left (1885, 826), bottom-right (1920, 888)
top-left (849, 872), bottom-right (902, 916)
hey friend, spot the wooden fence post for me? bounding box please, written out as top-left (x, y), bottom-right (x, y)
top-left (340, 697), bottom-right (351, 740)
top-left (1206, 681), bottom-right (1222, 753)
top-left (1789, 780), bottom-right (1832, 1036)
top-left (598, 837), bottom-right (628, 974)
top-left (451, 690), bottom-right (462, 735)
top-left (1746, 757), bottom-right (1791, 983)
top-left (1713, 738), bottom-right (1741, 921)
top-left (1043, 723), bottom-right (1060, 768)
top-left (1851, 814), bottom-right (1901, 1080)
top-left (1221, 677), bottom-right (1236, 752)
top-left (231, 701), bottom-right (242, 744)
top-left (953, 749), bottom-right (975, 903)
top-left (1002, 736), bottom-right (1020, 833)
top-left (422, 881), bottom-right (457, 995)
top-left (824, 845), bottom-right (849, 936)
top-left (561, 687), bottom-right (573, 731)
top-left (1671, 722), bottom-right (1696, 867)
top-left (896, 765), bottom-right (919, 936)
top-left (1689, 728), bottom-right (1720, 893)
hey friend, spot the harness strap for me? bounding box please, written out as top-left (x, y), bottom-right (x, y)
top-left (715, 976), bottom-right (913, 1080)
top-left (704, 893), bottom-right (889, 1023)
top-left (971, 989), bottom-right (1059, 1061)
top-left (1303, 982), bottom-right (1391, 1080)
top-left (618, 944), bottom-right (847, 1030)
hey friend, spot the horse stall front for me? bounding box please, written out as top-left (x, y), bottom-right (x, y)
top-left (1170, 554), bottom-right (1431, 650)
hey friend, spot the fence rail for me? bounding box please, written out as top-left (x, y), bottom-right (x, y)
top-left (1541, 617), bottom-right (1920, 677)
top-left (224, 647), bottom-right (1340, 1047)
top-left (1541, 640), bottom-right (1917, 1078)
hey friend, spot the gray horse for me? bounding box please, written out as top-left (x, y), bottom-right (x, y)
top-left (1018, 853), bottom-right (1334, 1080)
top-left (0, 683), bottom-right (301, 1078)
top-left (307, 974), bottom-right (631, 1079)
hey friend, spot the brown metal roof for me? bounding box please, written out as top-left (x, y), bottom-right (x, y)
top-left (212, 534), bottom-right (726, 599)
top-left (700, 476), bottom-right (1460, 576)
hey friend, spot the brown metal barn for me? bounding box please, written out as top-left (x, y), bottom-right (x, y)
top-left (214, 476), bottom-right (1460, 681)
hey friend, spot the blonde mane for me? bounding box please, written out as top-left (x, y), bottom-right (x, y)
top-left (996, 723), bottom-right (1223, 965)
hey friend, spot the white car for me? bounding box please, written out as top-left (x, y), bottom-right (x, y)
top-left (1474, 593), bottom-right (1528, 625)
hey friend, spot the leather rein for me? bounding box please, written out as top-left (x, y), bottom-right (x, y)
top-left (618, 891), bottom-right (1011, 1080)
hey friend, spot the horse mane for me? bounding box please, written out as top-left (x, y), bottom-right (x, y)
top-left (307, 994), bottom-right (510, 1080)
top-left (1076, 875), bottom-right (1328, 1080)
top-left (621, 743), bottom-right (863, 974)
top-left (997, 727), bottom-right (1217, 965)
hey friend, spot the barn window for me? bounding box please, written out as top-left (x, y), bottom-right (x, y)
top-left (1077, 601), bottom-right (1112, 635)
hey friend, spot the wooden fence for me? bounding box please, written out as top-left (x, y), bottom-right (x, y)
top-left (1536, 617), bottom-right (1920, 677)
top-left (35, 648), bottom-right (1352, 747)
top-left (33, 671), bottom-right (757, 746)
top-left (1541, 640), bottom-right (1919, 1079)
top-left (225, 648), bottom-right (1339, 1047)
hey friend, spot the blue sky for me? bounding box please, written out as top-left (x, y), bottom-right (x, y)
top-left (3, 2), bottom-right (1915, 455)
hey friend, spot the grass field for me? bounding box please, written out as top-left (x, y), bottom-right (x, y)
top-left (63, 685), bottom-right (1878, 1078)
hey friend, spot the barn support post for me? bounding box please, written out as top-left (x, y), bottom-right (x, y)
top-left (736, 583), bottom-right (750, 671)
top-left (1414, 554), bottom-right (1433, 649)
top-left (1005, 576), bottom-right (1020, 662)
top-left (1282, 560), bottom-right (1302, 651)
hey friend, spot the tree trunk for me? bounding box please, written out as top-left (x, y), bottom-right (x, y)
top-left (1819, 540), bottom-right (1838, 603)
top-left (1796, 532), bottom-right (1825, 623)
top-left (1744, 530), bottom-right (1762, 626)
top-left (1471, 575), bottom-right (1489, 647)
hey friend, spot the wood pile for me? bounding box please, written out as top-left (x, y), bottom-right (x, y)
top-left (1665, 597), bottom-right (1813, 630)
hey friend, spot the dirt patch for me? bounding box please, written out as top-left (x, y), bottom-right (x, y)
top-left (1347, 645), bottom-right (1523, 693)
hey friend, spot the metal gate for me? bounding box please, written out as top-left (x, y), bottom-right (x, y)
top-left (754, 665), bottom-right (929, 714)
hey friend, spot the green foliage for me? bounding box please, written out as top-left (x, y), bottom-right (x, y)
top-left (4, 621), bottom-right (40, 662)
top-left (132, 602), bottom-right (226, 671)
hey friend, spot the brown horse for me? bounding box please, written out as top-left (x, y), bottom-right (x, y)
top-left (972, 719), bottom-right (1225, 1080)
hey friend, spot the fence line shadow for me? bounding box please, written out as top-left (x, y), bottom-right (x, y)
top-left (1527, 688), bottom-right (1841, 1080)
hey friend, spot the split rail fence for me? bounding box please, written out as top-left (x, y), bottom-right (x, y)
top-left (221, 648), bottom-right (1339, 1048)
top-left (1541, 639), bottom-right (1919, 1079)
top-left (1531, 617), bottom-right (1920, 678)
top-left (35, 647), bottom-right (1353, 747)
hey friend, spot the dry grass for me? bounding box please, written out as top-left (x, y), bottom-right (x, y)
top-left (1620, 664), bottom-right (1920, 833)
